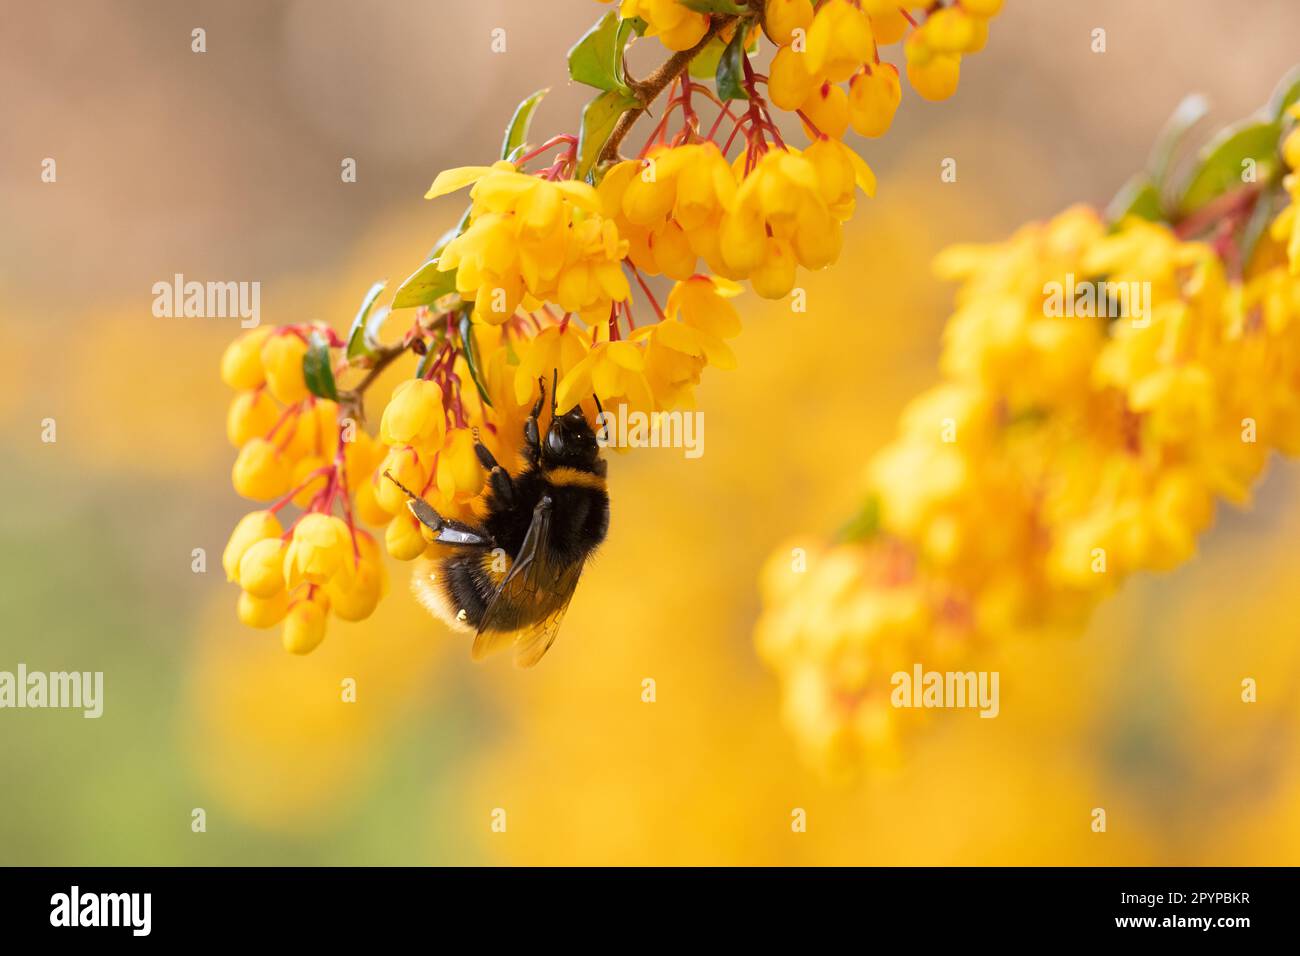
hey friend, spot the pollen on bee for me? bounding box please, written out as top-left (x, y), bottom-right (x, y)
top-left (456, 609), bottom-right (467, 622)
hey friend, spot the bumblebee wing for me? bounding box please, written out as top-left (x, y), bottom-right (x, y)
top-left (510, 559), bottom-right (583, 668)
top-left (472, 497), bottom-right (581, 667)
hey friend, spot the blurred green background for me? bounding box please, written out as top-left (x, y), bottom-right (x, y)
top-left (3, 0), bottom-right (1300, 865)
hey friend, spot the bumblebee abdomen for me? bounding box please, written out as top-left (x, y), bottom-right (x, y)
top-left (412, 551), bottom-right (510, 633)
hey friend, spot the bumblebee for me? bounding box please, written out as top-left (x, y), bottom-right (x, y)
top-left (385, 374), bottom-right (609, 667)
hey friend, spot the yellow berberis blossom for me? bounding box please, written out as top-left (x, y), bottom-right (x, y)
top-left (427, 161), bottom-right (631, 325)
top-left (758, 198), bottom-right (1300, 778)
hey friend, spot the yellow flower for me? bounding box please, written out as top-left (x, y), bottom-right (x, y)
top-left (222, 510), bottom-right (282, 583)
top-left (379, 379), bottom-right (447, 449)
top-left (282, 589), bottom-right (329, 655)
top-left (514, 322), bottom-right (593, 405)
top-left (282, 513), bottom-right (354, 588)
top-left (428, 162), bottom-right (629, 325)
top-left (436, 428), bottom-right (485, 500)
top-left (259, 331), bottom-right (311, 405)
top-left (557, 338), bottom-right (653, 414)
top-left (905, 32), bottom-right (961, 102)
top-left (617, 0), bottom-right (709, 52)
top-left (806, 0), bottom-right (874, 84)
top-left (769, 45), bottom-right (818, 112)
top-left (231, 437), bottom-right (292, 500)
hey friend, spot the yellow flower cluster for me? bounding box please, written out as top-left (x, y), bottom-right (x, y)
top-left (757, 197), bottom-right (1300, 776)
top-left (220, 326), bottom-right (389, 652)
top-left (427, 162), bottom-right (631, 326)
top-left (601, 138), bottom-right (874, 298)
top-left (766, 0), bottom-right (999, 140)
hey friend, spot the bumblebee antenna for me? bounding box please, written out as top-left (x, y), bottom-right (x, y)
top-left (592, 393), bottom-right (604, 419)
top-left (551, 368), bottom-right (558, 418)
top-left (382, 470), bottom-right (419, 501)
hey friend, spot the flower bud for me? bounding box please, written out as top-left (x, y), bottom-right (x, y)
top-left (260, 331), bottom-right (310, 405)
top-left (764, 0), bottom-right (814, 46)
top-left (238, 537), bottom-right (288, 599)
top-left (769, 46), bottom-right (817, 112)
top-left (220, 328), bottom-right (271, 390)
top-left (282, 590), bottom-right (329, 654)
top-left (848, 64), bottom-right (902, 138)
top-left (375, 447), bottom-right (429, 515)
top-left (355, 471), bottom-right (394, 526)
top-left (326, 531), bottom-right (388, 621)
top-left (906, 34), bottom-right (961, 101)
top-left (799, 82), bottom-right (850, 140)
top-left (226, 389), bottom-right (279, 447)
top-left (237, 588), bottom-right (289, 629)
top-left (223, 510), bottom-right (282, 582)
top-left (232, 438), bottom-right (292, 500)
top-left (385, 510), bottom-right (427, 561)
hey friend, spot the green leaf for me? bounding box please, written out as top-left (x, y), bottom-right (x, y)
top-left (1106, 173), bottom-right (1164, 226)
top-left (458, 312), bottom-right (493, 408)
top-left (1178, 118), bottom-right (1282, 215)
top-left (413, 348), bottom-right (436, 381)
top-left (576, 89), bottom-right (639, 179)
top-left (345, 280), bottom-right (387, 359)
top-left (302, 331), bottom-right (338, 402)
top-left (392, 258), bottom-right (459, 310)
top-left (680, 0), bottom-right (747, 13)
top-left (715, 27), bottom-right (749, 102)
top-left (568, 11), bottom-right (631, 93)
top-left (1267, 64), bottom-right (1300, 121)
top-left (689, 36), bottom-right (726, 80)
top-left (501, 87), bottom-right (549, 161)
top-left (1148, 93), bottom-right (1209, 187)
top-left (363, 305), bottom-right (391, 353)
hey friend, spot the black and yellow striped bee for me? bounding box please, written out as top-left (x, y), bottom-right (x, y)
top-left (385, 374), bottom-right (609, 667)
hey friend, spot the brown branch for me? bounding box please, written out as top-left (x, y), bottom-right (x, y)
top-left (599, 15), bottom-right (740, 165)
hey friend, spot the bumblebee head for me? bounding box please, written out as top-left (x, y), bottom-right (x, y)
top-left (544, 402), bottom-right (600, 469)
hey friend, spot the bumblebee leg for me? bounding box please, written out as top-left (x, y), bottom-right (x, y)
top-left (523, 375), bottom-right (546, 467)
top-left (384, 470), bottom-right (494, 547)
top-left (472, 427), bottom-right (516, 507)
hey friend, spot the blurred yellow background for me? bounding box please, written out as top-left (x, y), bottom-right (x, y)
top-left (3, 0), bottom-right (1300, 865)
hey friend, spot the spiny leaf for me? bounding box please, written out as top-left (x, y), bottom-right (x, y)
top-left (1266, 64), bottom-right (1300, 121)
top-left (345, 280), bottom-right (387, 359)
top-left (576, 89), bottom-right (639, 179)
top-left (1178, 118), bottom-right (1281, 215)
top-left (303, 331), bottom-right (338, 402)
top-left (501, 88), bottom-right (549, 160)
top-left (716, 27), bottom-right (750, 102)
top-left (392, 258), bottom-right (459, 311)
top-left (568, 10), bottom-right (631, 93)
top-left (1106, 174), bottom-right (1163, 227)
